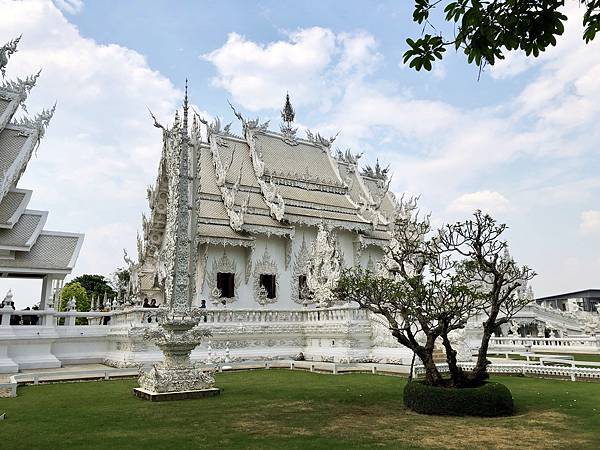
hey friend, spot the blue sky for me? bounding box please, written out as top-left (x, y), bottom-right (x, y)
top-left (1, 0), bottom-right (599, 306)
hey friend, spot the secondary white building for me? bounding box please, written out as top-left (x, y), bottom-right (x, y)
top-left (0, 36), bottom-right (84, 311)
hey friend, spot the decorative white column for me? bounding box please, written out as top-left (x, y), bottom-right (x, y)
top-left (0, 304), bottom-right (12, 326)
top-left (134, 83), bottom-right (218, 400)
top-left (39, 275), bottom-right (53, 310)
top-left (39, 275), bottom-right (64, 310)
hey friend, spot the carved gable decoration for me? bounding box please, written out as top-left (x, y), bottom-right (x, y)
top-left (253, 247), bottom-right (279, 305)
top-left (291, 237), bottom-right (314, 305)
top-left (306, 224), bottom-right (341, 307)
top-left (206, 251), bottom-right (241, 305)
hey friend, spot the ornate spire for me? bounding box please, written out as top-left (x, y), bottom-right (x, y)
top-left (280, 92), bottom-right (295, 128)
top-left (279, 92), bottom-right (298, 145)
top-left (0, 35), bottom-right (21, 78)
top-left (182, 78), bottom-right (189, 134)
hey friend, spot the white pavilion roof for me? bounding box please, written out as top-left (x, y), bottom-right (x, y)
top-left (0, 188), bottom-right (31, 228)
top-left (0, 37), bottom-right (84, 277)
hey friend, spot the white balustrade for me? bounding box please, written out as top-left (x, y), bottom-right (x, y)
top-left (490, 335), bottom-right (600, 352)
top-left (197, 306), bottom-right (365, 325)
top-left (414, 361), bottom-right (600, 381)
top-left (0, 308), bottom-right (113, 327)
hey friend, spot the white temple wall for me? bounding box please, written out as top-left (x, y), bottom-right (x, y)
top-left (195, 225), bottom-right (388, 311)
top-left (335, 229), bottom-right (355, 268)
top-left (358, 246), bottom-right (384, 270)
top-left (0, 325), bottom-right (110, 373)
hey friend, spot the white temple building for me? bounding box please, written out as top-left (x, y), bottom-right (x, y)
top-left (0, 36), bottom-right (84, 310)
top-left (133, 91), bottom-right (395, 311)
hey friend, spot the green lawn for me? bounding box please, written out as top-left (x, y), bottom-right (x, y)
top-left (1, 370), bottom-right (599, 449)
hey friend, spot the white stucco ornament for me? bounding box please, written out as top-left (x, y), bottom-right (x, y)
top-left (306, 224), bottom-right (341, 307)
top-left (447, 329), bottom-right (472, 362)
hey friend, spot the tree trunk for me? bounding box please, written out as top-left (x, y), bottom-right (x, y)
top-left (441, 333), bottom-right (463, 387)
top-left (471, 310), bottom-right (499, 383)
top-left (409, 351), bottom-right (416, 382)
top-left (391, 330), bottom-right (444, 386)
top-left (418, 349), bottom-right (444, 386)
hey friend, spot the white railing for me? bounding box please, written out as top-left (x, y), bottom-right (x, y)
top-left (0, 305), bottom-right (376, 373)
top-left (490, 336), bottom-right (600, 351)
top-left (413, 361), bottom-right (600, 381)
top-left (106, 306), bottom-right (370, 327)
top-left (203, 306), bottom-right (369, 324)
top-left (2, 305), bottom-right (371, 328)
top-left (0, 367), bottom-right (139, 398)
top-left (0, 307), bottom-right (113, 327)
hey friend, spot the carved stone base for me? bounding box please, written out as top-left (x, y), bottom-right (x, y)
top-left (138, 364), bottom-right (216, 393)
top-left (133, 387), bottom-right (220, 402)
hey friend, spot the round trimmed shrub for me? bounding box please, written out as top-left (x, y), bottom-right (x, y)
top-left (403, 381), bottom-right (514, 416)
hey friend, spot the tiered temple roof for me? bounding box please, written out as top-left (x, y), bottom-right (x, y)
top-left (138, 88), bottom-right (397, 267)
top-left (0, 37), bottom-right (83, 277)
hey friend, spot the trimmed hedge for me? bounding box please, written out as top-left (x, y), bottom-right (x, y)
top-left (403, 381), bottom-right (514, 416)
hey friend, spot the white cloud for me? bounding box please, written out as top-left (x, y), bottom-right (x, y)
top-left (580, 210), bottom-right (600, 234)
top-left (448, 191), bottom-right (510, 215)
top-left (336, 31), bottom-right (381, 76)
top-left (202, 27), bottom-right (381, 111)
top-left (0, 0), bottom-right (181, 307)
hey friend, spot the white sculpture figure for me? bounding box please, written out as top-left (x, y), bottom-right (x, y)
top-left (224, 342), bottom-right (231, 363)
top-left (207, 341), bottom-right (213, 365)
top-left (306, 224), bottom-right (341, 307)
top-left (1, 290), bottom-right (15, 310)
top-left (447, 329), bottom-right (472, 362)
top-left (566, 299), bottom-right (582, 313)
top-left (67, 297), bottom-right (77, 311)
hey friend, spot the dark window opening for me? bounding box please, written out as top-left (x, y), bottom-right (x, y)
top-left (260, 274), bottom-right (277, 299)
top-left (217, 272), bottom-right (235, 298)
top-left (298, 275), bottom-right (308, 299)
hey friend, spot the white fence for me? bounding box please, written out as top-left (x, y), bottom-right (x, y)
top-left (490, 336), bottom-right (600, 352)
top-left (1, 307), bottom-right (113, 327)
top-left (413, 361), bottom-right (600, 382)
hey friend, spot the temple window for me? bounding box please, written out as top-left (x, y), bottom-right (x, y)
top-left (217, 272), bottom-right (235, 298)
top-left (259, 274), bottom-right (277, 299)
top-left (298, 275), bottom-right (308, 299)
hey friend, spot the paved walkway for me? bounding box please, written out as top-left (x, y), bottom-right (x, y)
top-left (0, 363), bottom-right (112, 383)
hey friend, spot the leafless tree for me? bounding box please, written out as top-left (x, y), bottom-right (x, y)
top-left (336, 201), bottom-right (535, 387)
top-left (438, 211), bottom-right (536, 383)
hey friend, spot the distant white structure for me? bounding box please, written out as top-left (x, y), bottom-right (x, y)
top-left (536, 289), bottom-right (600, 313)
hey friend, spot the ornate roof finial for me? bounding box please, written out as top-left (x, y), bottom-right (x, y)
top-left (360, 158), bottom-right (390, 181)
top-left (281, 92), bottom-right (295, 127)
top-left (182, 78), bottom-right (189, 134)
top-left (279, 92), bottom-right (298, 145)
top-left (0, 35), bottom-right (21, 78)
